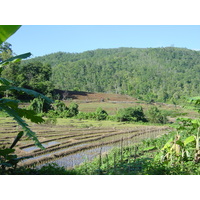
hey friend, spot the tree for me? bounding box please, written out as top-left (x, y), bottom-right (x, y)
top-left (0, 42), bottom-right (21, 87)
top-left (0, 42), bottom-right (13, 62)
top-left (30, 47), bottom-right (200, 103)
top-left (16, 62), bottom-right (53, 97)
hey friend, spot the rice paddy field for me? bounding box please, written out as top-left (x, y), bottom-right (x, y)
top-left (0, 116), bottom-right (170, 169)
top-left (0, 93), bottom-right (198, 171)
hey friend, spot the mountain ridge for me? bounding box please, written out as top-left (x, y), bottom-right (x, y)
top-left (23, 47), bottom-right (200, 103)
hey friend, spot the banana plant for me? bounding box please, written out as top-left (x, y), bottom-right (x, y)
top-left (160, 134), bottom-right (195, 164)
top-left (0, 25), bottom-right (55, 172)
top-left (0, 25), bottom-right (53, 148)
top-left (160, 118), bottom-right (200, 165)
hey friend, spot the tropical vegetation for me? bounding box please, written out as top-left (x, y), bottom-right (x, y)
top-left (0, 25), bottom-right (200, 175)
top-left (14, 47), bottom-right (200, 104)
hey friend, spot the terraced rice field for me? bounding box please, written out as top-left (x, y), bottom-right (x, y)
top-left (0, 117), bottom-right (170, 169)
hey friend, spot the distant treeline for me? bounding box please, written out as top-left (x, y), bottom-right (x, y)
top-left (1, 44), bottom-right (200, 103)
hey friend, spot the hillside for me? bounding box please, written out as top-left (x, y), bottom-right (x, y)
top-left (54, 89), bottom-right (138, 102)
top-left (20, 47), bottom-right (200, 103)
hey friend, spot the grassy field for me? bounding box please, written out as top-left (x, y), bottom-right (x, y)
top-left (65, 100), bottom-right (198, 121)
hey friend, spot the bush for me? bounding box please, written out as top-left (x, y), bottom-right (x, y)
top-left (116, 106), bottom-right (147, 122)
top-left (45, 101), bottom-right (79, 118)
top-left (28, 97), bottom-right (51, 113)
top-left (52, 100), bottom-right (67, 112)
top-left (146, 106), bottom-right (168, 124)
top-left (106, 115), bottom-right (117, 121)
top-left (45, 110), bottom-right (57, 118)
top-left (68, 102), bottom-right (79, 117)
top-left (76, 112), bottom-right (89, 120)
top-left (95, 107), bottom-right (108, 120)
top-left (76, 108), bottom-right (108, 121)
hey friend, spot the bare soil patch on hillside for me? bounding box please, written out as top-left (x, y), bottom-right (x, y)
top-left (55, 90), bottom-right (138, 102)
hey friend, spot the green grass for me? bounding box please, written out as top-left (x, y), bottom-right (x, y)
top-left (0, 111), bottom-right (9, 118)
top-left (66, 101), bottom-right (199, 119)
top-left (55, 118), bottom-right (165, 129)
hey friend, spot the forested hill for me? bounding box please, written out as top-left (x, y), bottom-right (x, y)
top-left (24, 47), bottom-right (200, 103)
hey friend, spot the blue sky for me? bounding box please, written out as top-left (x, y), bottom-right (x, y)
top-left (6, 25), bottom-right (200, 57)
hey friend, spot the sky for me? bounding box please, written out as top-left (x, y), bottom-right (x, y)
top-left (6, 25), bottom-right (200, 58)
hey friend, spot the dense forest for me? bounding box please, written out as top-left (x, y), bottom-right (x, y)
top-left (1, 44), bottom-right (200, 103)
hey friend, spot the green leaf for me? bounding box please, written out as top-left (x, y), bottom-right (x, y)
top-left (176, 140), bottom-right (184, 147)
top-left (0, 104), bottom-right (45, 149)
top-left (0, 25), bottom-right (21, 45)
top-left (0, 148), bottom-right (15, 156)
top-left (12, 155), bottom-right (33, 162)
top-left (143, 146), bottom-right (157, 151)
top-left (10, 131), bottom-right (24, 149)
top-left (0, 99), bottom-right (43, 123)
top-left (0, 78), bottom-right (12, 86)
top-left (162, 138), bottom-right (173, 150)
top-left (0, 163), bottom-right (12, 167)
top-left (184, 135), bottom-right (195, 146)
top-left (8, 86), bottom-right (53, 104)
top-left (0, 52), bottom-right (32, 66)
top-left (191, 119), bottom-right (200, 128)
top-left (0, 98), bottom-right (19, 108)
top-left (0, 85), bottom-right (9, 92)
top-left (17, 108), bottom-right (44, 124)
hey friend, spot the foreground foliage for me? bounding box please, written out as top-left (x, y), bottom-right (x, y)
top-left (0, 25), bottom-right (53, 173)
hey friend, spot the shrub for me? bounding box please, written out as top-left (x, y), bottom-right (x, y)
top-left (28, 97), bottom-right (51, 113)
top-left (68, 102), bottom-right (79, 117)
top-left (52, 100), bottom-right (67, 112)
top-left (95, 107), bottom-right (108, 120)
top-left (45, 101), bottom-right (79, 118)
top-left (76, 108), bottom-right (108, 121)
top-left (76, 112), bottom-right (89, 120)
top-left (116, 106), bottom-right (147, 122)
top-left (106, 115), bottom-right (117, 121)
top-left (146, 106), bottom-right (168, 124)
top-left (45, 110), bottom-right (57, 118)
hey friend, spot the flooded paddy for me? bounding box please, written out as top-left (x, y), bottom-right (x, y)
top-left (39, 145), bottom-right (113, 169)
top-left (23, 141), bottom-right (60, 152)
top-left (0, 118), bottom-right (170, 169)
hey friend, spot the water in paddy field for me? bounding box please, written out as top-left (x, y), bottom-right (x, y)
top-left (32, 129), bottom-right (168, 169)
top-left (38, 144), bottom-right (119, 169)
top-left (22, 141), bottom-right (59, 152)
top-left (36, 136), bottom-right (142, 169)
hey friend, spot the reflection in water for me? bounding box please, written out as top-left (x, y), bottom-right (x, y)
top-left (22, 141), bottom-right (59, 152)
top-left (31, 129), bottom-right (166, 169)
top-left (37, 140), bottom-right (128, 169)
top-left (22, 143), bottom-right (92, 163)
top-left (38, 145), bottom-right (117, 169)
